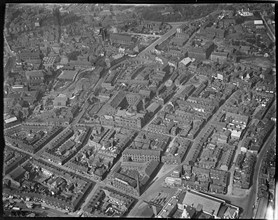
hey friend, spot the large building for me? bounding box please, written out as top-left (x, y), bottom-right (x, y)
top-left (210, 51), bottom-right (229, 63)
top-left (188, 42), bottom-right (214, 61)
top-left (53, 94), bottom-right (68, 108)
top-left (18, 51), bottom-right (42, 69)
top-left (122, 149), bottom-right (161, 162)
top-left (25, 70), bottom-right (44, 85)
top-left (58, 70), bottom-right (78, 81)
top-left (18, 51), bottom-right (41, 62)
top-left (180, 190), bottom-right (239, 218)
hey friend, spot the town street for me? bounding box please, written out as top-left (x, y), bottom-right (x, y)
top-left (138, 26), bottom-right (179, 58)
top-left (121, 31), bottom-right (162, 38)
top-left (72, 56), bottom-right (130, 126)
top-left (205, 127), bottom-right (276, 219)
top-left (141, 31), bottom-right (199, 132)
top-left (260, 12), bottom-right (275, 42)
top-left (184, 88), bottom-right (237, 165)
top-left (249, 127), bottom-right (275, 219)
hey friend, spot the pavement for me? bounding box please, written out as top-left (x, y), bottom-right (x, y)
top-left (5, 9), bottom-right (271, 218)
top-left (142, 73), bottom-right (197, 133)
top-left (226, 139), bottom-right (242, 195)
top-left (3, 69), bottom-right (239, 218)
top-left (166, 9), bottom-right (221, 27)
top-left (154, 163), bottom-right (178, 181)
top-left (208, 122), bottom-right (276, 219)
top-left (260, 12), bottom-right (275, 42)
top-left (128, 164), bottom-right (181, 217)
top-left (121, 31), bottom-right (161, 38)
top-left (6, 140), bottom-right (98, 183)
top-left (39, 203), bottom-right (74, 217)
top-left (137, 26), bottom-right (179, 58)
top-left (79, 181), bottom-right (102, 215)
top-left (254, 197), bottom-right (268, 219)
top-left (184, 85), bottom-right (238, 165)
top-left (72, 57), bottom-right (129, 126)
top-left (248, 127), bottom-right (275, 219)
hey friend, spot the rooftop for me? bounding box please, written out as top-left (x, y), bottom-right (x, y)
top-left (58, 70), bottom-right (78, 81)
top-left (25, 70), bottom-right (44, 78)
top-left (123, 148), bottom-right (161, 157)
top-left (182, 190), bottom-right (224, 216)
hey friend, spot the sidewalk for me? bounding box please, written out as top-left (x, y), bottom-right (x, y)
top-left (41, 202), bottom-right (77, 217)
top-left (227, 140), bottom-right (243, 195)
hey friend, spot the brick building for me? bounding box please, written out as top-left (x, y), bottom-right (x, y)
top-left (122, 149), bottom-right (161, 162)
top-left (188, 42), bottom-right (214, 61)
top-left (210, 51), bottom-right (229, 63)
top-left (25, 70), bottom-right (44, 85)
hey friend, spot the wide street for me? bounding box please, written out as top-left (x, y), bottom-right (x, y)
top-left (141, 30), bottom-right (199, 132)
top-left (4, 55), bottom-right (134, 217)
top-left (204, 122), bottom-right (276, 219)
top-left (128, 164), bottom-right (181, 217)
top-left (121, 31), bottom-right (162, 38)
top-left (137, 26), bottom-right (179, 58)
top-left (184, 87), bottom-right (237, 165)
top-left (248, 127), bottom-right (275, 219)
top-left (260, 12), bottom-right (275, 42)
top-left (78, 181), bottom-right (102, 215)
top-left (4, 5), bottom-right (275, 218)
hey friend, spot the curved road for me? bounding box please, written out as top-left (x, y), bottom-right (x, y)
top-left (248, 127), bottom-right (275, 219)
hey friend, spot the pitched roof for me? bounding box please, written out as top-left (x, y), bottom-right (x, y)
top-left (110, 90), bottom-right (126, 108)
top-left (144, 160), bottom-right (159, 176)
top-left (182, 191), bottom-right (223, 216)
top-left (25, 70), bottom-right (44, 78)
top-left (9, 166), bottom-right (26, 180)
top-left (211, 51), bottom-right (229, 57)
top-left (123, 148), bottom-right (161, 157)
top-left (114, 172), bottom-right (137, 188)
